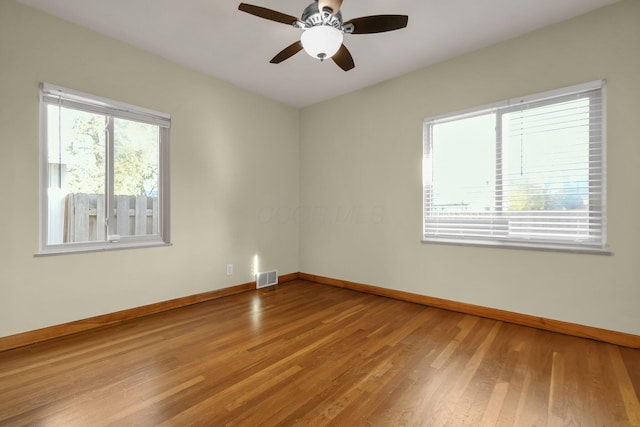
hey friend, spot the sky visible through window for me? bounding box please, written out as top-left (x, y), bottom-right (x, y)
top-left (430, 113), bottom-right (496, 212)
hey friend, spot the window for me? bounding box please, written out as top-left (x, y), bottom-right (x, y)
top-left (39, 83), bottom-right (170, 254)
top-left (423, 81), bottom-right (606, 253)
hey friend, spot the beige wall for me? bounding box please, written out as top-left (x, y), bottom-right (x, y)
top-left (299, 0), bottom-right (640, 335)
top-left (2, 0), bottom-right (639, 340)
top-left (0, 0), bottom-right (300, 338)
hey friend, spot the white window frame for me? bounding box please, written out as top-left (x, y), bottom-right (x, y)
top-left (38, 83), bottom-right (171, 255)
top-left (422, 80), bottom-right (608, 254)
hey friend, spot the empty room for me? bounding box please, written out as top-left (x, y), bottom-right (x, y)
top-left (0, 0), bottom-right (639, 425)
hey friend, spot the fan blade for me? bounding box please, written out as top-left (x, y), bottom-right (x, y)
top-left (344, 15), bottom-right (408, 34)
top-left (318, 0), bottom-right (343, 15)
top-left (270, 41), bottom-right (303, 64)
top-left (332, 44), bottom-right (355, 72)
top-left (238, 3), bottom-right (299, 25)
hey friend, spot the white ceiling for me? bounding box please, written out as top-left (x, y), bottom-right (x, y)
top-left (17, 0), bottom-right (619, 108)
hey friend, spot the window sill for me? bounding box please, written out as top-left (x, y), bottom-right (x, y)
top-left (35, 241), bottom-right (172, 257)
top-left (421, 238), bottom-right (612, 256)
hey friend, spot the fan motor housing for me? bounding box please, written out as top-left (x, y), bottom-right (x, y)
top-left (301, 2), bottom-right (343, 29)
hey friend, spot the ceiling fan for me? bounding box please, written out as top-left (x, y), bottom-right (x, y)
top-left (238, 0), bottom-right (408, 71)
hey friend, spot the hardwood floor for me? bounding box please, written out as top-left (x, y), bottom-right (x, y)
top-left (0, 280), bottom-right (638, 426)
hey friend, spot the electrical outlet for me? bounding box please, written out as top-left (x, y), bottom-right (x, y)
top-left (226, 264), bottom-right (233, 276)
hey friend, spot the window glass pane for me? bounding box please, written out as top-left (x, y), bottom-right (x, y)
top-left (46, 105), bottom-right (106, 244)
top-left (41, 84), bottom-right (171, 254)
top-left (113, 118), bottom-right (160, 237)
top-left (431, 113), bottom-right (496, 212)
top-left (503, 98), bottom-right (590, 212)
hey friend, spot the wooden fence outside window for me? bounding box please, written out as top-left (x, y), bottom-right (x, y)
top-left (64, 193), bottom-right (158, 242)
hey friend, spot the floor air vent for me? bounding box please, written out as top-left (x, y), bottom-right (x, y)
top-left (256, 270), bottom-right (278, 289)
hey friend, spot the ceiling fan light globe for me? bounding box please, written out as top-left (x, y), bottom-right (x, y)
top-left (300, 26), bottom-right (343, 60)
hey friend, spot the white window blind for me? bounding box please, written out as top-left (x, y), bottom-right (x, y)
top-left (41, 83), bottom-right (170, 128)
top-left (423, 80), bottom-right (607, 252)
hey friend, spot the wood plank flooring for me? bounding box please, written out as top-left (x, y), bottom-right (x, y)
top-left (0, 280), bottom-right (638, 426)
